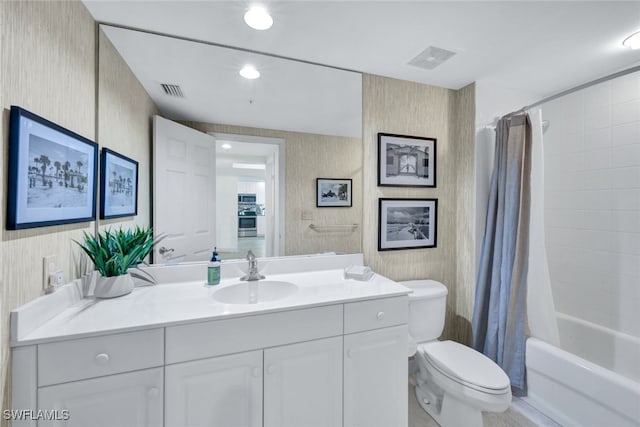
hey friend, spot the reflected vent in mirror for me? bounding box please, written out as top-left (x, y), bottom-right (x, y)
top-left (160, 83), bottom-right (184, 97)
top-left (407, 46), bottom-right (456, 70)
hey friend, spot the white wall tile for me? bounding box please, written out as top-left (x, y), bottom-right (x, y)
top-left (612, 72), bottom-right (640, 104)
top-left (578, 169), bottom-right (612, 190)
top-left (610, 166), bottom-right (640, 188)
top-left (584, 127), bottom-right (612, 150)
top-left (612, 232), bottom-right (640, 255)
top-left (584, 81), bottom-right (611, 106)
top-left (611, 210), bottom-right (640, 233)
top-left (584, 148), bottom-right (612, 170)
top-left (612, 123), bottom-right (640, 147)
top-left (610, 189), bottom-right (640, 210)
top-left (612, 99), bottom-right (640, 125)
top-left (612, 144), bottom-right (640, 168)
top-left (617, 296), bottom-right (640, 337)
top-left (585, 102), bottom-right (612, 129)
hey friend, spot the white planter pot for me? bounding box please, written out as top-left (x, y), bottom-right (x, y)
top-left (94, 273), bottom-right (134, 299)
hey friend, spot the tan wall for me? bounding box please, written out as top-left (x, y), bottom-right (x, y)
top-left (97, 29), bottom-right (158, 232)
top-left (182, 122), bottom-right (363, 256)
top-left (362, 74), bottom-right (475, 343)
top-left (0, 3), bottom-right (157, 418)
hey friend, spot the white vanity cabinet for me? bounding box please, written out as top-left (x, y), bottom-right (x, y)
top-left (13, 290), bottom-right (408, 427)
top-left (165, 350), bottom-right (263, 427)
top-left (343, 297), bottom-right (409, 427)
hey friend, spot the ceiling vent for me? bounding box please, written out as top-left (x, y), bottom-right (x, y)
top-left (160, 83), bottom-right (184, 98)
top-left (407, 46), bottom-right (456, 70)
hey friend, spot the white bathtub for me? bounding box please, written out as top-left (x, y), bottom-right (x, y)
top-left (525, 313), bottom-right (640, 427)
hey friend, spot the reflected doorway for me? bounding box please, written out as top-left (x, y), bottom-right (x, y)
top-left (213, 134), bottom-right (284, 260)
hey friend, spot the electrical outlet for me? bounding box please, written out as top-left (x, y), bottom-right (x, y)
top-left (42, 255), bottom-right (57, 292)
top-left (53, 270), bottom-right (64, 285)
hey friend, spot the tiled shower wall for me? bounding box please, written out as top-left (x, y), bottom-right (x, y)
top-left (543, 71), bottom-right (640, 338)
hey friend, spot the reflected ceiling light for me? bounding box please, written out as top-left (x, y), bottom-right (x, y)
top-left (244, 6), bottom-right (273, 30)
top-left (232, 163), bottom-right (266, 170)
top-left (240, 65), bottom-right (260, 80)
top-left (623, 31), bottom-right (640, 49)
top-left (221, 143), bottom-right (232, 150)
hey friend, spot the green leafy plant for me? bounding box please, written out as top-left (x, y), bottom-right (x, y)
top-left (75, 227), bottom-right (156, 277)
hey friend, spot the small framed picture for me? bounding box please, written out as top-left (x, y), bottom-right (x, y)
top-left (100, 148), bottom-right (138, 219)
top-left (378, 133), bottom-right (436, 187)
top-left (378, 198), bottom-right (437, 251)
top-left (316, 178), bottom-right (352, 207)
top-left (6, 106), bottom-right (98, 229)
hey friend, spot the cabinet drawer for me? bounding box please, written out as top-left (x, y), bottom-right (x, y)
top-left (38, 328), bottom-right (164, 386)
top-left (344, 296), bottom-right (408, 334)
top-left (166, 305), bottom-right (343, 364)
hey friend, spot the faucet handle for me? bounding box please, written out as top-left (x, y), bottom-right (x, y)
top-left (246, 250), bottom-right (256, 261)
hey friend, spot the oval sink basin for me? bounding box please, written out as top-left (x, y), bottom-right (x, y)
top-left (213, 281), bottom-right (298, 304)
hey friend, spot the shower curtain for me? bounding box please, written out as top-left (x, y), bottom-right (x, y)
top-left (472, 113), bottom-right (532, 394)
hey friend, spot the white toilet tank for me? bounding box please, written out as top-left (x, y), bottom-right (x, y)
top-left (401, 280), bottom-right (448, 342)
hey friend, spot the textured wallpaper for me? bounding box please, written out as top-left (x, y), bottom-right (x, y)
top-left (182, 121), bottom-right (363, 256)
top-left (362, 75), bottom-right (475, 343)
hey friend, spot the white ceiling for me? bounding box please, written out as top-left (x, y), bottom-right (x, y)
top-left (86, 1), bottom-right (640, 133)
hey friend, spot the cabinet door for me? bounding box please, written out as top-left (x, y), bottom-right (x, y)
top-left (344, 325), bottom-right (408, 427)
top-left (165, 350), bottom-right (262, 427)
top-left (264, 336), bottom-right (342, 427)
top-left (37, 367), bottom-right (163, 427)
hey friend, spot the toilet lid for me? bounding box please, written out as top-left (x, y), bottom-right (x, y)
top-left (418, 341), bottom-right (510, 392)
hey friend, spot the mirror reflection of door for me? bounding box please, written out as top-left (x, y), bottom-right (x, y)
top-left (213, 134), bottom-right (284, 260)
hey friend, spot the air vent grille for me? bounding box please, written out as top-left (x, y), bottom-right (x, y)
top-left (160, 83), bottom-right (184, 98)
top-left (407, 46), bottom-right (456, 70)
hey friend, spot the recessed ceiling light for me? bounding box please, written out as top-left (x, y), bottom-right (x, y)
top-left (623, 31), bottom-right (640, 49)
top-left (221, 143), bottom-right (231, 150)
top-left (233, 163), bottom-right (266, 170)
top-left (240, 65), bottom-right (260, 80)
top-left (244, 6), bottom-right (273, 30)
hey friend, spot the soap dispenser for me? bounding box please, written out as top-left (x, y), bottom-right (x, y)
top-left (207, 247), bottom-right (221, 285)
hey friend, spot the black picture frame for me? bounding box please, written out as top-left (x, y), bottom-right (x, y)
top-left (316, 178), bottom-right (352, 207)
top-left (100, 148), bottom-right (139, 219)
top-left (378, 198), bottom-right (437, 251)
top-left (6, 106), bottom-right (98, 230)
top-left (377, 133), bottom-right (437, 187)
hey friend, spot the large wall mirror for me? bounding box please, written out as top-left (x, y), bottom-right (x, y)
top-left (98, 25), bottom-right (363, 261)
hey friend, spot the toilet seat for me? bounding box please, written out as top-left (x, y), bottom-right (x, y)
top-left (417, 340), bottom-right (511, 395)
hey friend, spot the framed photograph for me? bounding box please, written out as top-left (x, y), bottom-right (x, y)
top-left (316, 178), bottom-right (352, 207)
top-left (378, 198), bottom-right (437, 251)
top-left (100, 148), bottom-right (139, 219)
top-left (378, 133), bottom-right (436, 187)
top-left (6, 106), bottom-right (98, 230)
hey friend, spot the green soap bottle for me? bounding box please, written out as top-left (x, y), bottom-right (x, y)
top-left (207, 247), bottom-right (221, 285)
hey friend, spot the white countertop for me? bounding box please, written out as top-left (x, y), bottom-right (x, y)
top-left (12, 268), bottom-right (410, 346)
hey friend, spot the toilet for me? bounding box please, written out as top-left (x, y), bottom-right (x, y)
top-left (401, 280), bottom-right (512, 427)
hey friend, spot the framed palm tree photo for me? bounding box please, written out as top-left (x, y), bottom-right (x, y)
top-left (100, 148), bottom-right (138, 219)
top-left (6, 106), bottom-right (98, 229)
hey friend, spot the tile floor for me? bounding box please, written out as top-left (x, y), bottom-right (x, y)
top-left (408, 378), bottom-right (561, 427)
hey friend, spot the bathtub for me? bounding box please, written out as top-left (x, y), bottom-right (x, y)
top-left (525, 313), bottom-right (640, 427)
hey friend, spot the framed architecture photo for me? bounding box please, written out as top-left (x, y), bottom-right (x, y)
top-left (316, 178), bottom-right (352, 207)
top-left (378, 198), bottom-right (437, 251)
top-left (6, 106), bottom-right (98, 230)
top-left (100, 148), bottom-right (139, 219)
top-left (378, 133), bottom-right (436, 187)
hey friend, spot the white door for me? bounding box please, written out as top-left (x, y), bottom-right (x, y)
top-left (165, 350), bottom-right (263, 427)
top-left (38, 368), bottom-right (163, 427)
top-left (264, 336), bottom-right (342, 427)
top-left (344, 325), bottom-right (408, 427)
top-left (153, 116), bottom-right (216, 262)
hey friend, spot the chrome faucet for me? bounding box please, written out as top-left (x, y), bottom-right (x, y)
top-left (240, 250), bottom-right (265, 281)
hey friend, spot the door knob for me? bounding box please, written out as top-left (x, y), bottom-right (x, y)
top-left (159, 246), bottom-right (174, 256)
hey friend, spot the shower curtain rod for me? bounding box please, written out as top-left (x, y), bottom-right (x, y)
top-left (502, 64), bottom-right (640, 119)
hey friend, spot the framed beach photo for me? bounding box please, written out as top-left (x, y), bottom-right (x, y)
top-left (6, 106), bottom-right (98, 230)
top-left (378, 133), bottom-right (436, 187)
top-left (378, 198), bottom-right (437, 251)
top-left (316, 178), bottom-right (352, 207)
top-left (100, 148), bottom-right (139, 219)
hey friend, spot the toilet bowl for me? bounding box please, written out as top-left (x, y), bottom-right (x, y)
top-left (401, 280), bottom-right (512, 427)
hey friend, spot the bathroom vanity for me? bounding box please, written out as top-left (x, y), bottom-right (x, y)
top-left (11, 254), bottom-right (409, 427)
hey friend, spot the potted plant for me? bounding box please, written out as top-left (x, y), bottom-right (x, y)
top-left (76, 226), bottom-right (156, 298)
